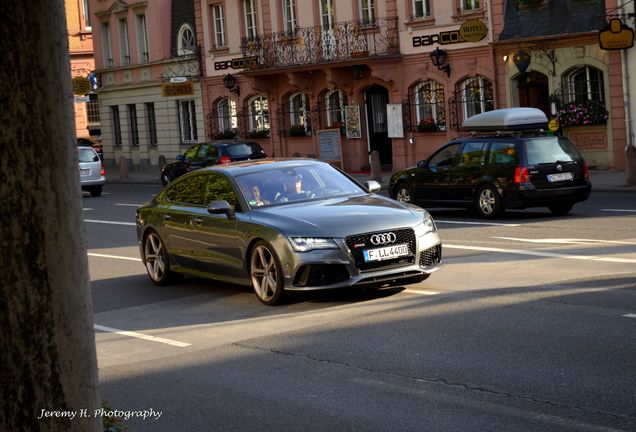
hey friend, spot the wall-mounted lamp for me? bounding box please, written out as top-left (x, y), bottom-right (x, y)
top-left (430, 47), bottom-right (451, 77)
top-left (510, 46), bottom-right (557, 76)
top-left (502, 54), bottom-right (508, 62)
top-left (223, 73), bottom-right (240, 96)
top-left (512, 50), bottom-right (531, 74)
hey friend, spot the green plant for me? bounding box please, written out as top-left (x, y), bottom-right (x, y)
top-left (417, 117), bottom-right (438, 132)
top-left (248, 128), bottom-right (269, 138)
top-left (556, 100), bottom-right (608, 127)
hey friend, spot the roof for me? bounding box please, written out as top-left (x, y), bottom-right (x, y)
top-left (201, 158), bottom-right (328, 176)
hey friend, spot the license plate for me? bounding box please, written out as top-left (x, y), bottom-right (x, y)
top-left (547, 172), bottom-right (573, 182)
top-left (363, 243), bottom-right (409, 262)
top-left (80, 168), bottom-right (91, 176)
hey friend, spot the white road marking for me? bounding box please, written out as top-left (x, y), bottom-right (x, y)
top-left (94, 324), bottom-right (191, 347)
top-left (623, 314), bottom-right (636, 319)
top-left (436, 220), bottom-right (521, 227)
top-left (602, 209), bottom-right (636, 213)
top-left (404, 289), bottom-right (440, 296)
top-left (88, 252), bottom-right (142, 262)
top-left (84, 219), bottom-right (136, 226)
top-left (493, 237), bottom-right (636, 245)
top-left (83, 208), bottom-right (93, 211)
top-left (444, 244), bottom-right (636, 264)
top-left (115, 203), bottom-right (143, 207)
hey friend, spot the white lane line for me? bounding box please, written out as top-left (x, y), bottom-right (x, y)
top-left (94, 324), bottom-right (191, 347)
top-left (623, 314), bottom-right (636, 319)
top-left (445, 244), bottom-right (636, 264)
top-left (84, 219), bottom-right (136, 226)
top-left (602, 209), bottom-right (636, 213)
top-left (436, 220), bottom-right (521, 227)
top-left (493, 237), bottom-right (636, 245)
top-left (115, 203), bottom-right (143, 207)
top-left (404, 289), bottom-right (440, 296)
top-left (88, 252), bottom-right (142, 262)
top-left (83, 208), bottom-right (93, 211)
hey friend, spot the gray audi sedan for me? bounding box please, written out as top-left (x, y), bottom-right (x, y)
top-left (136, 159), bottom-right (442, 305)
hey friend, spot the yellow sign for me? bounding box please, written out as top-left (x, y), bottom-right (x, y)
top-left (459, 19), bottom-right (489, 43)
top-left (162, 81), bottom-right (194, 97)
top-left (599, 18), bottom-right (634, 50)
top-left (72, 76), bottom-right (92, 95)
top-left (548, 118), bottom-right (559, 132)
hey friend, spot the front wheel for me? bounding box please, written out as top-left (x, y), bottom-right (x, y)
top-left (143, 231), bottom-right (179, 285)
top-left (161, 172), bottom-right (172, 186)
top-left (475, 184), bottom-right (503, 218)
top-left (394, 183), bottom-right (414, 204)
top-left (548, 203), bottom-right (573, 216)
top-left (249, 241), bottom-right (284, 305)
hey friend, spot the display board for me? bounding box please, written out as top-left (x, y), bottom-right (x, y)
top-left (387, 104), bottom-right (404, 138)
top-left (317, 129), bottom-right (342, 168)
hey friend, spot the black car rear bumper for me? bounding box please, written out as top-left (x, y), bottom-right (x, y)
top-left (503, 183), bottom-right (592, 209)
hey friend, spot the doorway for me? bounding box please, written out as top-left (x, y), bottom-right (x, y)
top-left (516, 72), bottom-right (550, 117)
top-left (365, 85), bottom-right (392, 166)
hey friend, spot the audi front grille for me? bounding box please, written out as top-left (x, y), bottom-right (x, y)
top-left (345, 228), bottom-right (416, 272)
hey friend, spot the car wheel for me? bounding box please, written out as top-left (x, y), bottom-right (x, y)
top-left (548, 203), bottom-right (573, 216)
top-left (249, 240), bottom-right (284, 306)
top-left (475, 184), bottom-right (503, 218)
top-left (143, 231), bottom-right (178, 285)
top-left (89, 186), bottom-right (102, 197)
top-left (161, 172), bottom-right (171, 186)
top-left (394, 183), bottom-right (414, 204)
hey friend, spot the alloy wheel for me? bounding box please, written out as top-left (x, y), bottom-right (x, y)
top-left (250, 243), bottom-right (282, 304)
top-left (144, 232), bottom-right (167, 283)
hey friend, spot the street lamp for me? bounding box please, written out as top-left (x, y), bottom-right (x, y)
top-left (430, 47), bottom-right (451, 77)
top-left (223, 73), bottom-right (240, 96)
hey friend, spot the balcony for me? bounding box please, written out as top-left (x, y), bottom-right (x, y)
top-left (241, 17), bottom-right (399, 71)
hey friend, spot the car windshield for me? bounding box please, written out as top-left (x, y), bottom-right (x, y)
top-left (224, 143), bottom-right (260, 157)
top-left (78, 148), bottom-right (98, 163)
top-left (235, 164), bottom-right (365, 208)
top-left (524, 137), bottom-right (581, 165)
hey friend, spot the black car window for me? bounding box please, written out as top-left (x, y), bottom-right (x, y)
top-left (525, 137), bottom-right (579, 165)
top-left (429, 143), bottom-right (461, 167)
top-left (488, 142), bottom-right (517, 165)
top-left (183, 144), bottom-right (200, 160)
top-left (204, 173), bottom-right (238, 209)
top-left (164, 174), bottom-right (207, 206)
top-left (197, 144), bottom-right (217, 159)
top-left (459, 142), bottom-right (486, 166)
top-left (224, 143), bottom-right (260, 158)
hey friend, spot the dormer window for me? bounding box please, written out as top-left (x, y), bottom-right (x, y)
top-left (177, 24), bottom-right (196, 56)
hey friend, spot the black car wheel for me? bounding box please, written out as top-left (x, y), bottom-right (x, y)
top-left (548, 203), bottom-right (573, 216)
top-left (161, 172), bottom-right (172, 186)
top-left (475, 184), bottom-right (503, 218)
top-left (143, 231), bottom-right (178, 285)
top-left (249, 241), bottom-right (284, 306)
top-left (394, 183), bottom-right (414, 204)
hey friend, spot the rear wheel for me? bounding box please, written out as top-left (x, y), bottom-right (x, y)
top-left (548, 203), bottom-right (573, 216)
top-left (394, 183), bottom-right (414, 204)
top-left (161, 172), bottom-right (172, 186)
top-left (475, 184), bottom-right (503, 218)
top-left (89, 186), bottom-right (102, 197)
top-left (143, 231), bottom-right (178, 285)
top-left (249, 241), bottom-right (284, 306)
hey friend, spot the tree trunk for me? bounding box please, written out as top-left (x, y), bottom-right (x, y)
top-left (0, 1), bottom-right (101, 431)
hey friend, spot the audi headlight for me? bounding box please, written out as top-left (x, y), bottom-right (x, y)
top-left (290, 237), bottom-right (339, 252)
top-left (420, 213), bottom-right (436, 234)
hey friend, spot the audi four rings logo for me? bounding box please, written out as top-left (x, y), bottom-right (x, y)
top-left (370, 232), bottom-right (396, 245)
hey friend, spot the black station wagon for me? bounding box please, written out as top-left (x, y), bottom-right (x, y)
top-left (389, 108), bottom-right (592, 218)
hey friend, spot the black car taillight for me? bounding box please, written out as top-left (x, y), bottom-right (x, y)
top-left (583, 161), bottom-right (589, 180)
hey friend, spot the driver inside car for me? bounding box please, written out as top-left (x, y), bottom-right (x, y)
top-left (274, 174), bottom-right (311, 201)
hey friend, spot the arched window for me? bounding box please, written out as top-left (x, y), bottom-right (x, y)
top-left (413, 80), bottom-right (445, 130)
top-left (217, 98), bottom-right (237, 136)
top-left (325, 89), bottom-right (346, 127)
top-left (247, 95), bottom-right (270, 135)
top-left (289, 92), bottom-right (310, 134)
top-left (561, 66), bottom-right (604, 104)
top-left (459, 76), bottom-right (493, 120)
top-left (177, 24), bottom-right (196, 56)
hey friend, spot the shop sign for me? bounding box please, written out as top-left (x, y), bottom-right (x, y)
top-left (162, 81), bottom-right (194, 97)
top-left (548, 118), bottom-right (559, 132)
top-left (599, 18), bottom-right (634, 50)
top-left (459, 20), bottom-right (488, 43)
top-left (412, 30), bottom-right (467, 47)
top-left (214, 56), bottom-right (257, 70)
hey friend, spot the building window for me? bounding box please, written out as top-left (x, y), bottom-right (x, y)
top-left (459, 76), bottom-right (493, 120)
top-left (145, 103), bottom-right (157, 146)
top-left (212, 4), bottom-right (226, 48)
top-left (244, 0), bottom-right (258, 40)
top-left (101, 22), bottom-right (113, 67)
top-left (136, 14), bottom-right (149, 63)
top-left (247, 95), bottom-right (269, 135)
top-left (128, 104), bottom-right (139, 147)
top-left (86, 94), bottom-right (100, 124)
top-left (360, 0), bottom-right (375, 25)
top-left (217, 98), bottom-right (237, 135)
top-left (82, 0), bottom-right (91, 30)
top-left (289, 92), bottom-right (310, 135)
top-left (412, 0), bottom-right (430, 19)
top-left (414, 80), bottom-right (445, 130)
top-left (178, 100), bottom-right (198, 143)
top-left (561, 66), bottom-right (605, 104)
top-left (461, 0), bottom-right (480, 11)
top-left (326, 89), bottom-right (346, 127)
top-left (177, 24), bottom-right (196, 56)
top-left (282, 0), bottom-right (297, 34)
top-left (118, 18), bottom-right (130, 65)
top-left (111, 106), bottom-right (122, 147)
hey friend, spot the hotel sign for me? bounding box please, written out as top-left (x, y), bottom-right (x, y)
top-left (599, 18), bottom-right (634, 50)
top-left (460, 20), bottom-right (488, 43)
top-left (162, 81), bottom-right (194, 97)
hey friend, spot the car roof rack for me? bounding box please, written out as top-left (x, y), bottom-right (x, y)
top-left (461, 108), bottom-right (548, 132)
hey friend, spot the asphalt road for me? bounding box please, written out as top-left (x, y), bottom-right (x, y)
top-left (84, 184), bottom-right (636, 432)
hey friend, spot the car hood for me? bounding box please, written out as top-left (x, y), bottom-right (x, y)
top-left (250, 194), bottom-right (427, 237)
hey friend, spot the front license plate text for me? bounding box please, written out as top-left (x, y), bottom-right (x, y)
top-left (363, 243), bottom-right (409, 262)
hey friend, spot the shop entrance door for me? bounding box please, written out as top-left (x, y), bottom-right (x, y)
top-left (516, 72), bottom-right (550, 117)
top-left (365, 85), bottom-right (392, 166)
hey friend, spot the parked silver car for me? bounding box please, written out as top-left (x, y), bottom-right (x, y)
top-left (136, 159), bottom-right (442, 305)
top-left (78, 146), bottom-right (105, 197)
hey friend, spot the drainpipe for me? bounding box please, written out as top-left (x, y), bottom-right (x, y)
top-left (621, 3), bottom-right (636, 184)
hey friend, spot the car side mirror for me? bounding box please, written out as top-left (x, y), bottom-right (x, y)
top-left (365, 180), bottom-right (382, 193)
top-left (176, 154), bottom-right (185, 162)
top-left (207, 200), bottom-right (235, 218)
top-left (416, 160), bottom-right (427, 169)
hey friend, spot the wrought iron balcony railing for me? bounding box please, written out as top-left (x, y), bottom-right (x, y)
top-left (241, 17), bottom-right (399, 71)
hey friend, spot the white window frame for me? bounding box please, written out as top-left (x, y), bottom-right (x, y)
top-left (145, 102), bottom-right (157, 146)
top-left (415, 80), bottom-right (444, 124)
top-left (283, 0), bottom-right (297, 34)
top-left (289, 92), bottom-right (309, 131)
top-left (136, 14), bottom-right (149, 63)
top-left (128, 104), bottom-right (139, 147)
top-left (118, 18), bottom-right (130, 65)
top-left (326, 89), bottom-right (345, 126)
top-left (248, 95), bottom-right (270, 132)
top-left (212, 4), bottom-right (226, 48)
top-left (413, 0), bottom-right (430, 19)
top-left (82, 0), bottom-right (91, 30)
top-left (101, 22), bottom-right (113, 67)
top-left (460, 76), bottom-right (493, 120)
top-left (111, 105), bottom-right (122, 147)
top-left (178, 100), bottom-right (198, 143)
top-left (360, 0), bottom-right (375, 25)
top-left (177, 24), bottom-right (196, 56)
top-left (244, 0), bottom-right (257, 40)
top-left (461, 0), bottom-right (480, 11)
top-left (563, 66), bottom-right (605, 104)
top-left (217, 98), bottom-right (237, 132)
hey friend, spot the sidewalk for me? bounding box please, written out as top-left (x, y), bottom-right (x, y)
top-left (106, 165), bottom-right (636, 193)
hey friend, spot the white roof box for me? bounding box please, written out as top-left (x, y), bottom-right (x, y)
top-left (461, 108), bottom-right (548, 131)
